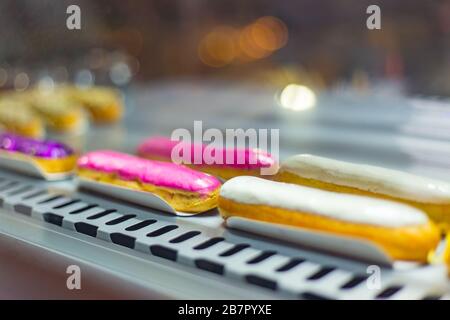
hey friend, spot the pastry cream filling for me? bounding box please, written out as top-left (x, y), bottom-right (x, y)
top-left (281, 154), bottom-right (450, 204)
top-left (220, 176), bottom-right (428, 228)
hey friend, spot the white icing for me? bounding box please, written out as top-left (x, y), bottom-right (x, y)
top-left (281, 154), bottom-right (450, 204)
top-left (220, 176), bottom-right (428, 227)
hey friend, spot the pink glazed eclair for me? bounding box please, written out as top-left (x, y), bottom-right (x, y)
top-left (77, 150), bottom-right (221, 213)
top-left (137, 136), bottom-right (277, 180)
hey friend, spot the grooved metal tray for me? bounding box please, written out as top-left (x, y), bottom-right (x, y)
top-left (0, 169), bottom-right (448, 300)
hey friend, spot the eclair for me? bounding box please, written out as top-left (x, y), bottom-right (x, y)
top-left (77, 150), bottom-right (221, 213)
top-left (274, 154), bottom-right (450, 231)
top-left (66, 86), bottom-right (123, 123)
top-left (0, 98), bottom-right (44, 138)
top-left (444, 235), bottom-right (450, 273)
top-left (0, 132), bottom-right (76, 174)
top-left (137, 136), bottom-right (276, 180)
top-left (219, 176), bottom-right (440, 262)
top-left (24, 89), bottom-right (85, 133)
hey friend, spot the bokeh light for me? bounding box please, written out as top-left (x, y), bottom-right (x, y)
top-left (14, 72), bottom-right (30, 91)
top-left (251, 16), bottom-right (288, 51)
top-left (198, 16), bottom-right (288, 67)
top-left (37, 75), bottom-right (56, 92)
top-left (75, 69), bottom-right (95, 88)
top-left (198, 26), bottom-right (239, 68)
top-left (279, 84), bottom-right (317, 111)
top-left (239, 24), bottom-right (272, 60)
top-left (110, 62), bottom-right (132, 86)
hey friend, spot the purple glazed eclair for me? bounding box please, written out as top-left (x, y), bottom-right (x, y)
top-left (137, 136), bottom-right (277, 180)
top-left (0, 132), bottom-right (76, 174)
top-left (77, 150), bottom-right (221, 213)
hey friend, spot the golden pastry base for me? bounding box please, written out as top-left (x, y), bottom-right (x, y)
top-left (77, 168), bottom-right (219, 213)
top-left (86, 103), bottom-right (123, 123)
top-left (44, 110), bottom-right (85, 132)
top-left (219, 197), bottom-right (440, 262)
top-left (34, 155), bottom-right (77, 174)
top-left (0, 119), bottom-right (44, 138)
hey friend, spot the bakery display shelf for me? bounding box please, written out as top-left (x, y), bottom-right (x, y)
top-left (0, 169), bottom-right (448, 300)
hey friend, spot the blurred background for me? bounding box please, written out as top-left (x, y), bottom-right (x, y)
top-left (0, 0), bottom-right (449, 179)
top-left (0, 0), bottom-right (449, 94)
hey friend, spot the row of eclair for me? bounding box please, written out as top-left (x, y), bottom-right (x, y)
top-left (0, 85), bottom-right (123, 137)
top-left (1, 133), bottom-right (450, 264)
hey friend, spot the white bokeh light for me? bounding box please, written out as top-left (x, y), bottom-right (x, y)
top-left (279, 84), bottom-right (316, 111)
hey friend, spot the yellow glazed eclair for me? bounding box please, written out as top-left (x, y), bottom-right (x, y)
top-left (24, 89), bottom-right (85, 133)
top-left (219, 176), bottom-right (440, 262)
top-left (65, 86), bottom-right (123, 123)
top-left (274, 154), bottom-right (450, 231)
top-left (444, 235), bottom-right (450, 274)
top-left (0, 98), bottom-right (44, 138)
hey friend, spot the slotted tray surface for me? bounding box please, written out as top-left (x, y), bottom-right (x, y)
top-left (0, 169), bottom-right (448, 300)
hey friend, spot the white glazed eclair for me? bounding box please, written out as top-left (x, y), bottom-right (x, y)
top-left (274, 154), bottom-right (450, 231)
top-left (219, 176), bottom-right (440, 262)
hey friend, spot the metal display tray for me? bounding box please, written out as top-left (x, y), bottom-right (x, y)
top-left (0, 169), bottom-right (448, 300)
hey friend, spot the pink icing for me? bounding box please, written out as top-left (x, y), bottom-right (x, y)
top-left (77, 150), bottom-right (221, 195)
top-left (137, 136), bottom-right (275, 170)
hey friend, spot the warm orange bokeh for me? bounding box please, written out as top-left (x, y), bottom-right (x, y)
top-left (198, 16), bottom-right (288, 67)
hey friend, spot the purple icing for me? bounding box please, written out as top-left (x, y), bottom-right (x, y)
top-left (0, 133), bottom-right (73, 158)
